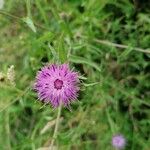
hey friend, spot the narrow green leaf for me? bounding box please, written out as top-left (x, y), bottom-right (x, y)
top-left (69, 55), bottom-right (101, 72)
top-left (37, 32), bottom-right (55, 43)
top-left (57, 34), bottom-right (67, 63)
top-left (119, 47), bottom-right (133, 58)
top-left (35, 0), bottom-right (49, 26)
top-left (83, 82), bottom-right (100, 87)
top-left (23, 17), bottom-right (36, 33)
top-left (78, 76), bottom-right (87, 80)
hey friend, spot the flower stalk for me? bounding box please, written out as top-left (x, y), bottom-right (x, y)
top-left (50, 102), bottom-right (62, 150)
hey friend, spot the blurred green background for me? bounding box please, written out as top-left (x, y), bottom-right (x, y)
top-left (0, 0), bottom-right (150, 149)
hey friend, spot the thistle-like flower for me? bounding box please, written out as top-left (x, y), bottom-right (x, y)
top-left (112, 134), bottom-right (126, 149)
top-left (34, 64), bottom-right (80, 107)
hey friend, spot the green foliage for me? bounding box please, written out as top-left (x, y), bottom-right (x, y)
top-left (0, 0), bottom-right (150, 149)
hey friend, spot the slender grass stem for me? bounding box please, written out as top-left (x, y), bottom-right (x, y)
top-left (4, 110), bottom-right (11, 150)
top-left (26, 0), bottom-right (31, 18)
top-left (94, 39), bottom-right (150, 54)
top-left (0, 10), bottom-right (48, 30)
top-left (0, 10), bottom-right (21, 20)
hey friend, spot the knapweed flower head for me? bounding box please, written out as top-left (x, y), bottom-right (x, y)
top-left (112, 134), bottom-right (126, 149)
top-left (34, 64), bottom-right (80, 107)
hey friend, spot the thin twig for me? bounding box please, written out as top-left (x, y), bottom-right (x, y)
top-left (94, 39), bottom-right (150, 54)
top-left (50, 103), bottom-right (62, 150)
top-left (0, 10), bottom-right (20, 20)
top-left (0, 10), bottom-right (48, 30)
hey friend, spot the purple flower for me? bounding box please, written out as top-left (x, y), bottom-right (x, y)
top-left (112, 134), bottom-right (126, 149)
top-left (34, 64), bottom-right (80, 107)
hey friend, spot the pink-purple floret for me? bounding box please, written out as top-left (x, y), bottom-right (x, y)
top-left (34, 64), bottom-right (80, 107)
top-left (112, 134), bottom-right (126, 149)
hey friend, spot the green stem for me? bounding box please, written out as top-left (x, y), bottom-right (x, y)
top-left (26, 0), bottom-right (31, 18)
top-left (50, 103), bottom-right (62, 150)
